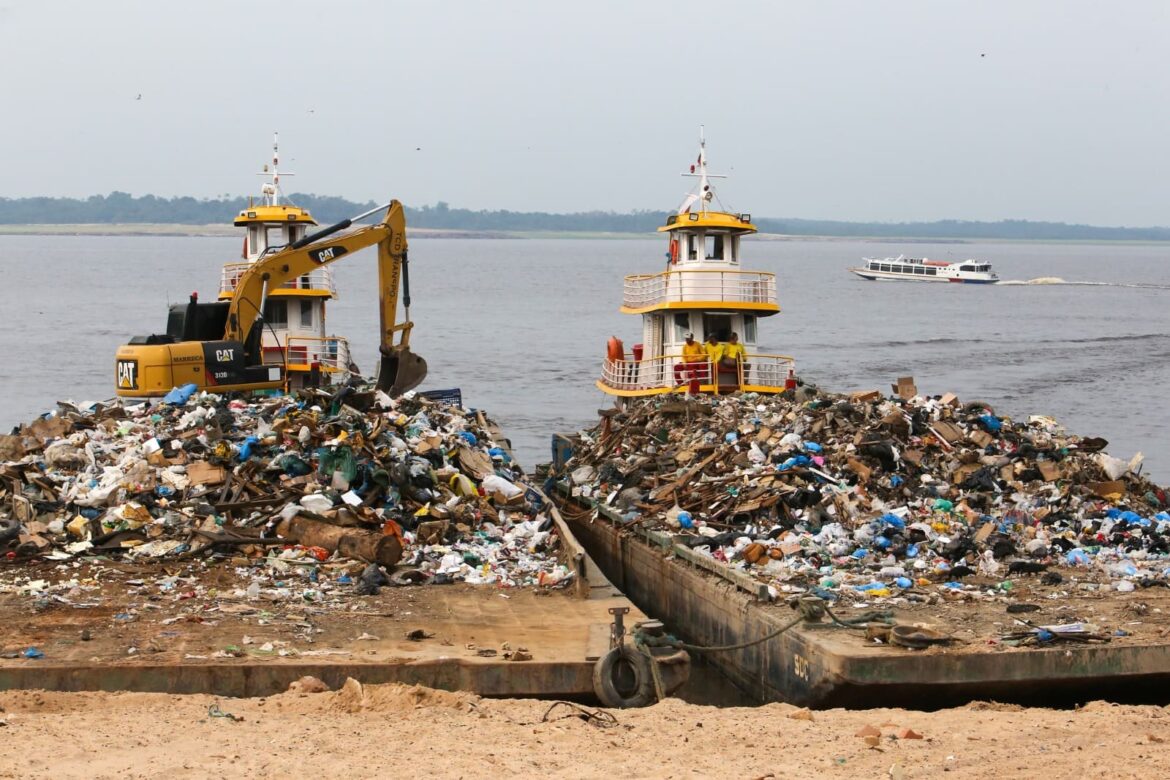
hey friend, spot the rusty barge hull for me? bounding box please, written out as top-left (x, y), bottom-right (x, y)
top-left (561, 496), bottom-right (1170, 709)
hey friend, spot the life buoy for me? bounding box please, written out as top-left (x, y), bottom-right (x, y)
top-left (607, 337), bottom-right (625, 362)
top-left (668, 237), bottom-right (679, 264)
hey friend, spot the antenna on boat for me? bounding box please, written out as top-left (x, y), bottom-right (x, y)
top-left (679, 125), bottom-right (726, 215)
top-left (258, 131), bottom-right (295, 206)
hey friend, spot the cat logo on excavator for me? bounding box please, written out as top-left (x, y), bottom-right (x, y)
top-left (116, 359), bottom-right (138, 390)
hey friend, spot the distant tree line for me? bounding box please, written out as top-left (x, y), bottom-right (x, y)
top-left (1, 192), bottom-right (1168, 241)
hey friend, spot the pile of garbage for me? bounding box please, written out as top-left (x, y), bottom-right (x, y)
top-left (0, 382), bottom-right (573, 594)
top-left (558, 377), bottom-right (1170, 602)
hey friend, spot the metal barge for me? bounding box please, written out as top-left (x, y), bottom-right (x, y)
top-left (554, 488), bottom-right (1170, 709)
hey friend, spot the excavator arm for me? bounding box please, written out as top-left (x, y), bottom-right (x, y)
top-left (224, 200), bottom-right (427, 395)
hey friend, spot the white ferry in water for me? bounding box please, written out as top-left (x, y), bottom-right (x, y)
top-left (849, 255), bottom-right (999, 284)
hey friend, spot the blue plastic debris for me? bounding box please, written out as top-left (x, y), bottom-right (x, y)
top-left (162, 383), bottom-right (198, 406)
top-left (23, 647), bottom-right (44, 659)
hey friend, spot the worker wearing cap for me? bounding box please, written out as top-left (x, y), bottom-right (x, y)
top-left (674, 332), bottom-right (708, 385)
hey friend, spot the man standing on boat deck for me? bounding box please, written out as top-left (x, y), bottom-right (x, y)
top-left (674, 332), bottom-right (707, 385)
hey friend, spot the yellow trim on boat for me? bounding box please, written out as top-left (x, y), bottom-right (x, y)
top-left (234, 205), bottom-right (317, 226)
top-left (620, 300), bottom-right (780, 315)
top-left (595, 381), bottom-right (787, 397)
top-left (658, 211), bottom-right (756, 233)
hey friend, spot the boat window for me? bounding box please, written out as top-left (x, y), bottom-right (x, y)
top-left (686, 234), bottom-right (698, 261)
top-left (247, 225), bottom-right (263, 255)
top-left (673, 312), bottom-right (690, 341)
top-left (704, 234), bottom-right (724, 260)
top-left (728, 236), bottom-right (739, 263)
top-left (880, 264), bottom-right (892, 273)
top-left (704, 314), bottom-right (731, 342)
top-left (264, 300), bottom-right (288, 328)
top-left (743, 315), bottom-right (757, 344)
top-left (925, 268), bottom-right (937, 276)
top-left (300, 301), bottom-right (313, 328)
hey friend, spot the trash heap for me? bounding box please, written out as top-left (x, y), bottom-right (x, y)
top-left (559, 378), bottom-right (1170, 604)
top-left (0, 383), bottom-right (573, 595)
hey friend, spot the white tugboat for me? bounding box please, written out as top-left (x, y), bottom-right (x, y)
top-left (597, 131), bottom-right (796, 396)
top-left (218, 133), bottom-right (354, 388)
top-left (849, 255), bottom-right (999, 284)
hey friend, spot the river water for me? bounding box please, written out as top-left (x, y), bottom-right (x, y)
top-left (1, 235), bottom-right (1167, 480)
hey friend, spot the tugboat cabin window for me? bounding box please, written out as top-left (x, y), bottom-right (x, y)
top-left (673, 313), bottom-right (690, 341)
top-left (704, 234), bottom-right (725, 260)
top-left (264, 300), bottom-right (288, 328)
top-left (743, 315), bottom-right (757, 343)
top-left (704, 314), bottom-right (731, 342)
top-left (299, 301), bottom-right (313, 328)
top-left (686, 234), bottom-right (698, 261)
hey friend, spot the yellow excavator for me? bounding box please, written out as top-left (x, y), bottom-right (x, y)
top-left (114, 200), bottom-right (427, 398)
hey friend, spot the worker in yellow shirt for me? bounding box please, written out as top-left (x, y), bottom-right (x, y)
top-left (721, 332), bottom-right (745, 363)
top-left (704, 334), bottom-right (723, 365)
top-left (719, 332), bottom-right (748, 387)
top-left (674, 332), bottom-right (708, 384)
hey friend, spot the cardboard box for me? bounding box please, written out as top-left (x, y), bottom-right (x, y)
top-left (891, 376), bottom-right (918, 401)
top-left (186, 461), bottom-right (226, 486)
top-left (932, 421), bottom-right (965, 444)
top-left (849, 390), bottom-right (882, 404)
top-left (1086, 480), bottom-right (1126, 499)
top-left (968, 429), bottom-right (994, 448)
top-left (1036, 461), bottom-right (1062, 482)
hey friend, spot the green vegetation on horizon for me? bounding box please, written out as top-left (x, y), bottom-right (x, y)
top-left (1, 192), bottom-right (1168, 241)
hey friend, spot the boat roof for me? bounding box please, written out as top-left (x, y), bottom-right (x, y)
top-left (659, 211), bottom-right (756, 234)
top-left (234, 204), bottom-right (317, 226)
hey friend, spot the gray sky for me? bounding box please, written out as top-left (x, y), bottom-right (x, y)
top-left (1, 0), bottom-right (1168, 225)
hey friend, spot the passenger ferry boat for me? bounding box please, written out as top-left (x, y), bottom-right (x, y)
top-left (218, 134), bottom-right (353, 388)
top-left (597, 132), bottom-right (795, 396)
top-left (848, 255), bottom-right (999, 283)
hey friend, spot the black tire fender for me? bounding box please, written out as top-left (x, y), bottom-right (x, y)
top-left (592, 644), bottom-right (657, 709)
top-left (0, 518), bottom-right (20, 546)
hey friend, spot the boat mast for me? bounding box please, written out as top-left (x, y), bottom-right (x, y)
top-left (679, 125), bottom-right (727, 215)
top-left (258, 131), bottom-right (294, 207)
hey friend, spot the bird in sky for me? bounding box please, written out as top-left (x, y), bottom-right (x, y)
top-left (135, 93), bottom-right (142, 100)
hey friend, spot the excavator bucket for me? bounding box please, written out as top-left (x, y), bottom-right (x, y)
top-left (376, 346), bottom-right (428, 396)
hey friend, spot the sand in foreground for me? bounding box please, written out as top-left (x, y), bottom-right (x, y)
top-left (0, 681), bottom-right (1165, 779)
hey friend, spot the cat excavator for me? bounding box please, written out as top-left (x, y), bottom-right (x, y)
top-left (113, 200), bottom-right (427, 398)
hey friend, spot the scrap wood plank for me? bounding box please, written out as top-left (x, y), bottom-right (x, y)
top-left (652, 448), bottom-right (725, 503)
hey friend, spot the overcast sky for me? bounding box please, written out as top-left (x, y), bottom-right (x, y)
top-left (1, 1), bottom-right (1167, 225)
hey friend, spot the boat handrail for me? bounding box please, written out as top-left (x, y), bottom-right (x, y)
top-left (284, 335), bottom-right (351, 373)
top-left (622, 268), bottom-right (777, 309)
top-left (599, 352), bottom-right (796, 393)
top-left (220, 262), bottom-right (338, 296)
